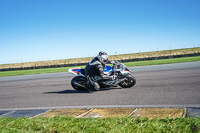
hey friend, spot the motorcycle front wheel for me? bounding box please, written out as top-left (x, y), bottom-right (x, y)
top-left (118, 75), bottom-right (136, 88)
top-left (71, 76), bottom-right (88, 91)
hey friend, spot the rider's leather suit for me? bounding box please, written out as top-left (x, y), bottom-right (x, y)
top-left (85, 56), bottom-right (111, 90)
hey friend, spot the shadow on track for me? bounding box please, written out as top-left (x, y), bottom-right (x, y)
top-left (44, 90), bottom-right (90, 94)
top-left (44, 87), bottom-right (122, 94)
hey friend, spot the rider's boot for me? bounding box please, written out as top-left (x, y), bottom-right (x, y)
top-left (87, 76), bottom-right (100, 91)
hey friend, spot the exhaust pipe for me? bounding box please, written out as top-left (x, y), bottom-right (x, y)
top-left (73, 82), bottom-right (87, 88)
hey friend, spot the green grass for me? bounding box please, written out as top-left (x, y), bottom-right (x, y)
top-left (0, 56), bottom-right (200, 77)
top-left (1, 47), bottom-right (200, 70)
top-left (123, 56), bottom-right (200, 67)
top-left (0, 66), bottom-right (85, 77)
top-left (0, 47), bottom-right (199, 76)
top-left (0, 117), bottom-right (200, 133)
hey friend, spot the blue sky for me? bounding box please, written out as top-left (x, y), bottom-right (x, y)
top-left (0, 0), bottom-right (200, 64)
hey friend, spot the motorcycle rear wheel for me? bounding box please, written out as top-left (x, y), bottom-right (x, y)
top-left (71, 76), bottom-right (88, 91)
top-left (119, 75), bottom-right (136, 88)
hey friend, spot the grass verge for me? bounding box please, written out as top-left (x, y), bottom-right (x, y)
top-left (1, 47), bottom-right (200, 70)
top-left (0, 117), bottom-right (200, 132)
top-left (0, 56), bottom-right (200, 77)
top-left (124, 55), bottom-right (200, 67)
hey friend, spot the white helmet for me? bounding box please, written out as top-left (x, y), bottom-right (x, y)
top-left (97, 51), bottom-right (108, 64)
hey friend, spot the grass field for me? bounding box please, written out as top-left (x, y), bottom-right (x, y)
top-left (0, 56), bottom-right (200, 77)
top-left (0, 66), bottom-right (85, 77)
top-left (0, 116), bottom-right (199, 132)
top-left (124, 55), bottom-right (200, 67)
top-left (1, 47), bottom-right (200, 70)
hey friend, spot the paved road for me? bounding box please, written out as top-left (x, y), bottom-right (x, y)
top-left (0, 61), bottom-right (200, 110)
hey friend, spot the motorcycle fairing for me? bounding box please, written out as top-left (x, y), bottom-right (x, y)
top-left (68, 68), bottom-right (84, 76)
top-left (69, 65), bottom-right (113, 76)
top-left (104, 65), bottom-right (113, 75)
top-left (120, 70), bottom-right (130, 75)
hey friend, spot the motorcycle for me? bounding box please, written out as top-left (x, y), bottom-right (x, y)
top-left (68, 61), bottom-right (136, 91)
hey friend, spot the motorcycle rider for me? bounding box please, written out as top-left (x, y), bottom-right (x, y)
top-left (85, 51), bottom-right (122, 91)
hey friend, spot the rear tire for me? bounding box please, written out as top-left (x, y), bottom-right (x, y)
top-left (71, 76), bottom-right (88, 91)
top-left (119, 75), bottom-right (136, 88)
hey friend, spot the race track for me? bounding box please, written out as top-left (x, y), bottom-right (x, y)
top-left (0, 61), bottom-right (200, 110)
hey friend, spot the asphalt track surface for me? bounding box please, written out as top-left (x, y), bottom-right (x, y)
top-left (0, 61), bottom-right (200, 111)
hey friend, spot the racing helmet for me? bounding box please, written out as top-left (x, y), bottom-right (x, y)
top-left (97, 51), bottom-right (108, 64)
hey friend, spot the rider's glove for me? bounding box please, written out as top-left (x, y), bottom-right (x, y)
top-left (110, 61), bottom-right (116, 65)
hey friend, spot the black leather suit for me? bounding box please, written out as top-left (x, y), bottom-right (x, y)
top-left (85, 57), bottom-right (111, 90)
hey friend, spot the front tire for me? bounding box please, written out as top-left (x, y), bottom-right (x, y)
top-left (119, 75), bottom-right (136, 88)
top-left (71, 76), bottom-right (88, 91)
